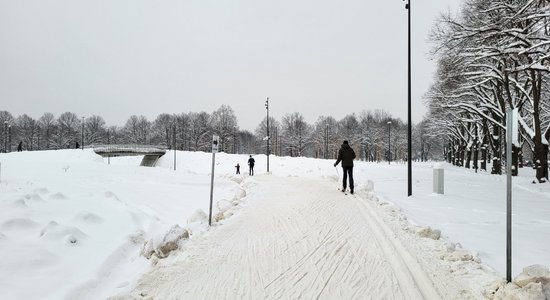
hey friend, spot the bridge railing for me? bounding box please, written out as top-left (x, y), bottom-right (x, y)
top-left (93, 144), bottom-right (168, 155)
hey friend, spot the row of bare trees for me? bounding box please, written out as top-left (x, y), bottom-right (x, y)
top-left (0, 106), bottom-right (240, 153)
top-left (426, 0), bottom-right (550, 181)
top-left (1, 106), bottom-right (441, 161)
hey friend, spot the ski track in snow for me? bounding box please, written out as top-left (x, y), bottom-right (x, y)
top-left (114, 175), bottom-right (459, 300)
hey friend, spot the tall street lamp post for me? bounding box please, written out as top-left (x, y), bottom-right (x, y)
top-left (388, 121), bottom-right (392, 164)
top-left (405, 0), bottom-right (412, 196)
top-left (265, 97), bottom-right (270, 173)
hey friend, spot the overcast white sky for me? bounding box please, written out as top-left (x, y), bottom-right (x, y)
top-left (0, 0), bottom-right (462, 131)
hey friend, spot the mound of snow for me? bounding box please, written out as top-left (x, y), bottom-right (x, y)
top-left (141, 225), bottom-right (189, 259)
top-left (493, 265), bottom-right (550, 299)
top-left (416, 226), bottom-right (441, 240)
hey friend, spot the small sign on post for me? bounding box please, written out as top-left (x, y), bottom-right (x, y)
top-left (212, 135), bottom-right (219, 153)
top-left (209, 135), bottom-right (219, 226)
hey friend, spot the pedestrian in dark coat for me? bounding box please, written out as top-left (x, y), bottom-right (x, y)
top-left (248, 155), bottom-right (255, 176)
top-left (17, 141), bottom-right (23, 152)
top-left (334, 140), bottom-right (356, 194)
top-left (235, 163), bottom-right (240, 174)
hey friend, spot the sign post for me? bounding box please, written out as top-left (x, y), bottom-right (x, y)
top-left (506, 108), bottom-right (517, 282)
top-left (209, 135), bottom-right (219, 226)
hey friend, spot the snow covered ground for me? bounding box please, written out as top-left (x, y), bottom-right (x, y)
top-left (0, 149), bottom-right (548, 299)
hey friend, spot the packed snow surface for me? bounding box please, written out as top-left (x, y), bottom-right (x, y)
top-left (0, 150), bottom-right (549, 299)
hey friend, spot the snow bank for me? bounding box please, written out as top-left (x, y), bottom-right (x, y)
top-left (1, 150), bottom-right (549, 298)
top-left (492, 265), bottom-right (550, 299)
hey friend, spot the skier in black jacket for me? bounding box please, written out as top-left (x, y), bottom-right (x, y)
top-left (334, 140), bottom-right (356, 194)
top-left (248, 155), bottom-right (255, 176)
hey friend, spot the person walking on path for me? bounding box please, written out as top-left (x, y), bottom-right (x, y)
top-left (248, 155), bottom-right (255, 176)
top-left (17, 141), bottom-right (23, 152)
top-left (334, 140), bottom-right (356, 194)
top-left (235, 163), bottom-right (240, 174)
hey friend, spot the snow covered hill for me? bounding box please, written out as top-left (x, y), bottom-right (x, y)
top-left (0, 150), bottom-right (548, 299)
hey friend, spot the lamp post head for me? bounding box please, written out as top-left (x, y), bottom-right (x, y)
top-left (387, 121), bottom-right (392, 125)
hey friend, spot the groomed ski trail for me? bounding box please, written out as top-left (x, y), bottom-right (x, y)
top-left (116, 175), bottom-right (442, 299)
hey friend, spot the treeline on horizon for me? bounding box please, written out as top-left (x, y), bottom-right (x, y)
top-left (0, 105), bottom-right (441, 162)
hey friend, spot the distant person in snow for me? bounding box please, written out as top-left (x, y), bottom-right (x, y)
top-left (75, 141), bottom-right (80, 149)
top-left (334, 140), bottom-right (356, 194)
top-left (17, 141), bottom-right (23, 152)
top-left (248, 155), bottom-right (255, 176)
top-left (235, 163), bottom-right (240, 174)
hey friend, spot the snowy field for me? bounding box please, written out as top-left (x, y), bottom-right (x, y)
top-left (0, 149), bottom-right (549, 299)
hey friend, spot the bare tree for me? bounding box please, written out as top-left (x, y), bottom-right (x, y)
top-left (152, 113), bottom-right (175, 147)
top-left (53, 112), bottom-right (79, 149)
top-left (188, 111), bottom-right (211, 151)
top-left (427, 0), bottom-right (550, 179)
top-left (16, 114), bottom-right (40, 150)
top-left (0, 111), bottom-right (15, 152)
top-left (85, 115), bottom-right (106, 146)
top-left (255, 116), bottom-right (280, 156)
top-left (176, 113), bottom-right (191, 150)
top-left (210, 105), bottom-right (238, 153)
top-left (38, 112), bottom-right (56, 149)
top-left (123, 115), bottom-right (150, 144)
top-left (281, 112), bottom-right (311, 157)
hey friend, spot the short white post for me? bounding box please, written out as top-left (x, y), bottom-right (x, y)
top-left (433, 163), bottom-right (444, 194)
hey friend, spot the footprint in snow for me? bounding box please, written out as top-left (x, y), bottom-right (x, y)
top-left (49, 192), bottom-right (69, 200)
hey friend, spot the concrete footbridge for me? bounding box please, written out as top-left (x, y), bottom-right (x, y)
top-left (93, 144), bottom-right (167, 167)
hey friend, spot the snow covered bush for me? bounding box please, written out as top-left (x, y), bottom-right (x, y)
top-left (141, 225), bottom-right (189, 259)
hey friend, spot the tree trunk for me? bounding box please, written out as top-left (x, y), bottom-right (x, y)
top-left (447, 142), bottom-right (452, 163)
top-left (512, 145), bottom-right (519, 176)
top-left (531, 69), bottom-right (548, 182)
top-left (465, 146), bottom-right (472, 169)
top-left (473, 142), bottom-right (479, 172)
top-left (491, 125), bottom-right (502, 175)
top-left (534, 143), bottom-right (548, 182)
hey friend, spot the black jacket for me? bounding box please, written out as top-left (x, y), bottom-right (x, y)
top-left (335, 143), bottom-right (356, 167)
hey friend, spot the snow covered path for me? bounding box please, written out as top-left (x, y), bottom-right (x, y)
top-left (118, 175), bottom-right (443, 299)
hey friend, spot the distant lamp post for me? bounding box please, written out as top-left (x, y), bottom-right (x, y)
top-left (265, 97), bottom-right (270, 173)
top-left (388, 121), bottom-right (392, 164)
top-left (7, 124), bottom-right (11, 153)
top-left (325, 123), bottom-right (329, 159)
top-left (81, 117), bottom-right (85, 150)
top-left (3, 121), bottom-right (7, 153)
